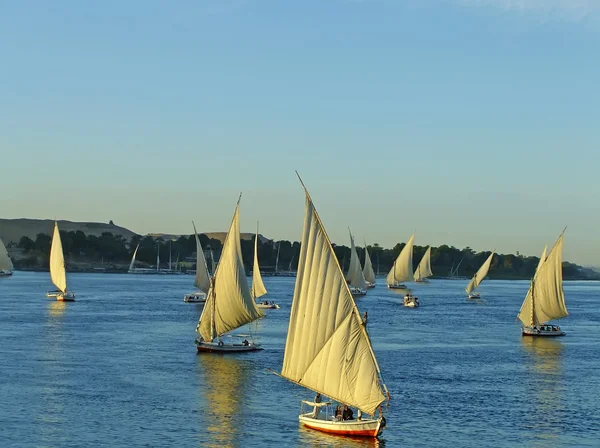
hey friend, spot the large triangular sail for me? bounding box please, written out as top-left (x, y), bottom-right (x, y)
top-left (196, 199), bottom-right (263, 342)
top-left (346, 229), bottom-right (367, 290)
top-left (49, 221), bottom-right (67, 293)
top-left (518, 233), bottom-right (568, 327)
top-left (252, 223), bottom-right (267, 300)
top-left (386, 234), bottom-right (415, 285)
top-left (536, 245), bottom-right (547, 274)
top-left (465, 251), bottom-right (495, 295)
top-left (129, 244), bottom-right (139, 272)
top-left (192, 222), bottom-right (212, 294)
top-left (363, 241), bottom-right (376, 284)
top-left (414, 246), bottom-right (433, 281)
top-left (280, 181), bottom-right (387, 416)
top-left (0, 238), bottom-right (14, 272)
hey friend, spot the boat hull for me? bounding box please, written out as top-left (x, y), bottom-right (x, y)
top-left (387, 283), bottom-right (407, 289)
top-left (467, 293), bottom-right (480, 299)
top-left (47, 291), bottom-right (75, 301)
top-left (0, 270), bottom-right (13, 277)
top-left (403, 296), bottom-right (419, 308)
top-left (184, 292), bottom-right (206, 303)
top-left (195, 341), bottom-right (264, 353)
top-left (299, 413), bottom-right (383, 438)
top-left (349, 287), bottom-right (367, 297)
top-left (366, 282), bottom-right (376, 289)
top-left (522, 325), bottom-right (565, 337)
top-left (257, 303), bottom-right (280, 309)
top-left (414, 278), bottom-right (429, 283)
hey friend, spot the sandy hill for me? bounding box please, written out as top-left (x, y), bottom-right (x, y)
top-left (0, 218), bottom-right (138, 245)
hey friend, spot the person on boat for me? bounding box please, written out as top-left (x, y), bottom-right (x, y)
top-left (363, 311), bottom-right (368, 325)
top-left (218, 339), bottom-right (224, 346)
top-left (334, 405), bottom-right (342, 421)
top-left (312, 393), bottom-right (322, 419)
top-left (242, 339), bottom-right (249, 346)
top-left (342, 405), bottom-right (353, 421)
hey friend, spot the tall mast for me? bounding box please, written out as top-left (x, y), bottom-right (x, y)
top-left (156, 241), bottom-right (160, 272)
top-left (169, 240), bottom-right (172, 271)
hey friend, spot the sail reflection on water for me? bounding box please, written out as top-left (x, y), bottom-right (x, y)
top-left (195, 355), bottom-right (250, 448)
top-left (521, 337), bottom-right (565, 444)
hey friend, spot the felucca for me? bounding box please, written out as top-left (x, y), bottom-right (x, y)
top-left (346, 229), bottom-right (367, 296)
top-left (0, 237), bottom-right (14, 277)
top-left (184, 222), bottom-right (211, 303)
top-left (253, 223), bottom-right (279, 309)
top-left (46, 221), bottom-right (75, 301)
top-left (518, 231), bottom-right (568, 337)
top-left (363, 240), bottom-right (376, 288)
top-left (386, 234), bottom-right (414, 290)
top-left (274, 175), bottom-right (390, 438)
top-left (414, 246), bottom-right (433, 283)
top-left (465, 251), bottom-right (495, 299)
top-left (194, 196), bottom-right (264, 353)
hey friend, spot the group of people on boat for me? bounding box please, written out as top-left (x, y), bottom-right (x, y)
top-left (311, 393), bottom-right (357, 422)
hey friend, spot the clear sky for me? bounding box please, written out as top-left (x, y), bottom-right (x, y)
top-left (1, 0), bottom-right (598, 265)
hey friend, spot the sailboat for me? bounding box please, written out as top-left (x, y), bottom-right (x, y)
top-left (414, 246), bottom-right (433, 283)
top-left (184, 222), bottom-right (212, 303)
top-left (274, 175), bottom-right (389, 438)
top-left (194, 196), bottom-right (264, 353)
top-left (274, 242), bottom-right (280, 276)
top-left (127, 243), bottom-right (154, 274)
top-left (386, 234), bottom-right (414, 290)
top-left (346, 229), bottom-right (367, 296)
top-left (253, 223), bottom-right (279, 309)
top-left (518, 231), bottom-right (568, 337)
top-left (465, 251), bottom-right (495, 299)
top-left (363, 240), bottom-right (376, 288)
top-left (46, 221), bottom-right (75, 301)
top-left (0, 237), bottom-right (14, 277)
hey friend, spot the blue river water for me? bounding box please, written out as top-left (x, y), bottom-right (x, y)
top-left (1, 272), bottom-right (599, 447)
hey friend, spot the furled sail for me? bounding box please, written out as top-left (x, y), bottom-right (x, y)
top-left (192, 222), bottom-right (211, 294)
top-left (252, 224), bottom-right (267, 300)
top-left (0, 238), bottom-right (14, 272)
top-left (386, 234), bottom-right (415, 285)
top-left (49, 221), bottom-right (67, 293)
top-left (281, 184), bottom-right (387, 416)
top-left (346, 229), bottom-right (367, 290)
top-left (518, 233), bottom-right (568, 327)
top-left (363, 241), bottom-right (376, 284)
top-left (465, 251), bottom-right (495, 295)
top-left (129, 244), bottom-right (139, 271)
top-left (414, 246), bottom-right (433, 281)
top-left (196, 200), bottom-right (263, 342)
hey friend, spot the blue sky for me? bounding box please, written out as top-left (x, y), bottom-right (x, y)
top-left (1, 0), bottom-right (598, 265)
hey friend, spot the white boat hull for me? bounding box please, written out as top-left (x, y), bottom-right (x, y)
top-left (0, 270), bottom-right (13, 277)
top-left (184, 292), bottom-right (206, 303)
top-left (366, 282), bottom-right (376, 289)
top-left (387, 283), bottom-right (407, 289)
top-left (257, 302), bottom-right (280, 309)
top-left (46, 291), bottom-right (75, 301)
top-left (349, 287), bottom-right (367, 297)
top-left (195, 340), bottom-right (263, 353)
top-left (522, 325), bottom-right (565, 337)
top-left (299, 413), bottom-right (383, 438)
top-left (414, 278), bottom-right (429, 283)
top-left (467, 293), bottom-right (481, 299)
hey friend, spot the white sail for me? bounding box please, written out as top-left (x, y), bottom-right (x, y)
top-left (414, 246), bottom-right (433, 281)
top-left (363, 242), bottom-right (376, 284)
top-left (252, 224), bottom-right (267, 299)
top-left (156, 242), bottom-right (160, 272)
top-left (281, 185), bottom-right (387, 416)
top-left (196, 200), bottom-right (263, 342)
top-left (0, 238), bottom-right (14, 272)
top-left (129, 244), bottom-right (139, 272)
top-left (518, 233), bottom-right (568, 327)
top-left (49, 221), bottom-right (67, 293)
top-left (536, 245), bottom-right (547, 274)
top-left (192, 222), bottom-right (211, 294)
top-left (386, 234), bottom-right (415, 285)
top-left (346, 229), bottom-right (367, 290)
top-left (275, 243), bottom-right (280, 273)
top-left (465, 251), bottom-right (495, 295)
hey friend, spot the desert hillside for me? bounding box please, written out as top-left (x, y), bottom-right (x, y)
top-left (0, 218), bottom-right (138, 245)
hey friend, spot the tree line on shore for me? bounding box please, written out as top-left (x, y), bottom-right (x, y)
top-left (14, 230), bottom-right (593, 279)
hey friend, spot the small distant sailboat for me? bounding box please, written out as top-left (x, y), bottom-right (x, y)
top-left (253, 223), bottom-right (280, 309)
top-left (274, 174), bottom-right (389, 438)
top-left (184, 222), bottom-right (211, 303)
top-left (363, 240), bottom-right (376, 288)
top-left (194, 196), bottom-right (264, 353)
top-left (0, 237), bottom-right (14, 277)
top-left (386, 234), bottom-right (415, 290)
top-left (346, 229), bottom-right (367, 296)
top-left (403, 293), bottom-right (419, 308)
top-left (414, 246), bottom-right (433, 283)
top-left (128, 243), bottom-right (155, 274)
top-left (518, 231), bottom-right (568, 337)
top-left (465, 250), bottom-right (495, 299)
top-left (46, 221), bottom-right (75, 301)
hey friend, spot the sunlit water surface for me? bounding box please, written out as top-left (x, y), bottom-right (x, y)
top-left (1, 273), bottom-right (599, 447)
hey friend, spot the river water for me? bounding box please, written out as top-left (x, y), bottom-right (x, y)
top-left (1, 272), bottom-right (599, 447)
